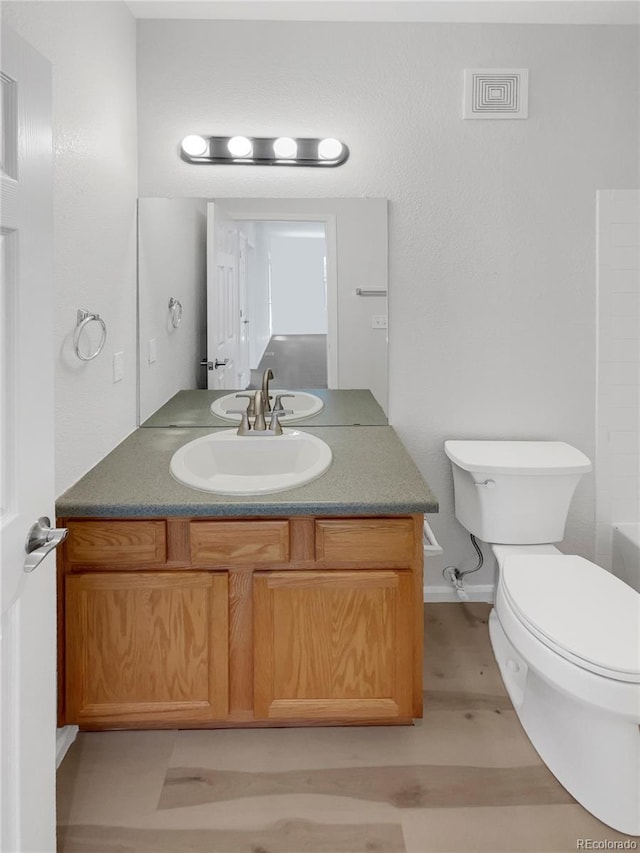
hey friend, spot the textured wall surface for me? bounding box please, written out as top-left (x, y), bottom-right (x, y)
top-left (137, 20), bottom-right (639, 592)
top-left (596, 190), bottom-right (640, 569)
top-left (2, 1), bottom-right (138, 495)
top-left (138, 197), bottom-right (208, 422)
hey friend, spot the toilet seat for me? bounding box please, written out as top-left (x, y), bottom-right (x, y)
top-left (500, 555), bottom-right (640, 684)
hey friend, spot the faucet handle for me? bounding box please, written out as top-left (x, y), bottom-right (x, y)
top-left (225, 409), bottom-right (253, 435)
top-left (268, 409), bottom-right (287, 435)
top-left (235, 393), bottom-right (255, 416)
top-left (272, 393), bottom-right (294, 412)
top-left (236, 411), bottom-right (252, 435)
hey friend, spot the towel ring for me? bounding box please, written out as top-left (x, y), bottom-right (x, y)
top-left (74, 309), bottom-right (107, 361)
top-left (169, 297), bottom-right (183, 329)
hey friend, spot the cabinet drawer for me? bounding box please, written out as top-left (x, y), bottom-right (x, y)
top-left (315, 518), bottom-right (415, 564)
top-left (64, 520), bottom-right (167, 566)
top-left (190, 520), bottom-right (290, 565)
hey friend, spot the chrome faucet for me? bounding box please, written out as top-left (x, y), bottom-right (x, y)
top-left (234, 388), bottom-right (291, 436)
top-left (252, 390), bottom-right (267, 431)
top-left (261, 369), bottom-right (274, 412)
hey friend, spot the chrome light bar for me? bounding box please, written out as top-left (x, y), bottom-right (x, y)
top-left (180, 135), bottom-right (349, 167)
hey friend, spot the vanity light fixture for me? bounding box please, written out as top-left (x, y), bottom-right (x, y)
top-left (180, 135), bottom-right (209, 157)
top-left (317, 137), bottom-right (344, 160)
top-left (179, 135), bottom-right (349, 167)
top-left (272, 136), bottom-right (297, 159)
top-left (227, 135), bottom-right (253, 158)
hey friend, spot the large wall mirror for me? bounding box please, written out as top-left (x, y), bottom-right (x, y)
top-left (138, 197), bottom-right (388, 427)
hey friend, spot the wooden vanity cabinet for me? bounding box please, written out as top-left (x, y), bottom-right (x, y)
top-left (57, 514), bottom-right (424, 730)
top-left (253, 570), bottom-right (414, 721)
top-left (64, 571), bottom-right (228, 726)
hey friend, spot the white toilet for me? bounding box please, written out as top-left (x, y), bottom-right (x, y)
top-left (444, 440), bottom-right (640, 836)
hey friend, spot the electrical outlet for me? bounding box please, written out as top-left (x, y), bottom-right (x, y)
top-left (148, 338), bottom-right (157, 364)
top-left (113, 351), bottom-right (124, 383)
top-left (372, 315), bottom-right (388, 329)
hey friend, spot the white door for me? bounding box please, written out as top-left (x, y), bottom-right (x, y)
top-left (206, 201), bottom-right (239, 389)
top-left (1, 26), bottom-right (60, 853)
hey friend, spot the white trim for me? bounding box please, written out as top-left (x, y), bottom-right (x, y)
top-left (56, 726), bottom-right (79, 770)
top-left (424, 583), bottom-right (495, 603)
top-left (1, 603), bottom-right (21, 853)
top-left (324, 216), bottom-right (338, 388)
top-left (126, 1), bottom-right (640, 26)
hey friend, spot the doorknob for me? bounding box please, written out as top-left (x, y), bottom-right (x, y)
top-left (200, 358), bottom-right (230, 371)
top-left (24, 517), bottom-right (68, 573)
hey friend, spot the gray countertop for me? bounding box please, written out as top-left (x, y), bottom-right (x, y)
top-left (141, 389), bottom-right (388, 428)
top-left (56, 426), bottom-right (438, 518)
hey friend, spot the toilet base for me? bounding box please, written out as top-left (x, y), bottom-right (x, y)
top-left (489, 608), bottom-right (640, 836)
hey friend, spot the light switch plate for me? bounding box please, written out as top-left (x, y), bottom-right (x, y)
top-left (113, 351), bottom-right (124, 383)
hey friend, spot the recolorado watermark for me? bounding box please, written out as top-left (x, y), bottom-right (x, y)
top-left (576, 841), bottom-right (638, 850)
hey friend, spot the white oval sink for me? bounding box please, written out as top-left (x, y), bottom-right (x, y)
top-left (210, 390), bottom-right (324, 423)
top-left (170, 428), bottom-right (332, 495)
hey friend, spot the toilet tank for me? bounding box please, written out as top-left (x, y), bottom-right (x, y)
top-left (444, 440), bottom-right (592, 544)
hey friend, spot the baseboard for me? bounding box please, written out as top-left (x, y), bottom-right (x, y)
top-left (424, 584), bottom-right (495, 603)
top-left (56, 725), bottom-right (79, 768)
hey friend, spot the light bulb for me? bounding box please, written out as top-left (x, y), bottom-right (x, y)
top-left (227, 136), bottom-right (253, 158)
top-left (273, 137), bottom-right (298, 159)
top-left (318, 138), bottom-right (343, 160)
top-left (181, 135), bottom-right (208, 157)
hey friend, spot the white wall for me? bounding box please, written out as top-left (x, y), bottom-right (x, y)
top-left (138, 197), bottom-right (208, 422)
top-left (1, 1), bottom-right (138, 496)
top-left (268, 232), bottom-right (327, 336)
top-left (595, 190), bottom-right (640, 570)
top-left (136, 20), bottom-right (639, 593)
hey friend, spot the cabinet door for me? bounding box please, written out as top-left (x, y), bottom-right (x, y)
top-left (65, 572), bottom-right (228, 726)
top-left (254, 571), bottom-right (413, 721)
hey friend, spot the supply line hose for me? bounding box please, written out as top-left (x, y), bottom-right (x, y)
top-left (442, 534), bottom-right (484, 600)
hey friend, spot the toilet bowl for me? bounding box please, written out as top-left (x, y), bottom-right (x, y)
top-left (444, 440), bottom-right (640, 835)
top-left (492, 546), bottom-right (640, 836)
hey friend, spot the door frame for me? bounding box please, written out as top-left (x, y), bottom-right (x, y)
top-left (206, 201), bottom-right (239, 389)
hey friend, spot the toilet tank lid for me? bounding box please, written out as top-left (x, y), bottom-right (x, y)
top-left (444, 440), bottom-right (592, 475)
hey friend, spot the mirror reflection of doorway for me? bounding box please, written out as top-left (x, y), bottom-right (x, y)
top-left (243, 220), bottom-right (328, 389)
top-left (206, 209), bottom-right (330, 391)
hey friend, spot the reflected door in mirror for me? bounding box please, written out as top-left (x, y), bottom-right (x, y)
top-left (207, 201), bottom-right (239, 389)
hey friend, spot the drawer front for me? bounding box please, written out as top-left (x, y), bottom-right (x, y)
top-left (190, 520), bottom-right (290, 565)
top-left (315, 518), bottom-right (415, 564)
top-left (64, 520), bottom-right (167, 566)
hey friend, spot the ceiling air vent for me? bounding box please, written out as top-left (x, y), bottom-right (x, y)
top-left (463, 69), bottom-right (529, 119)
